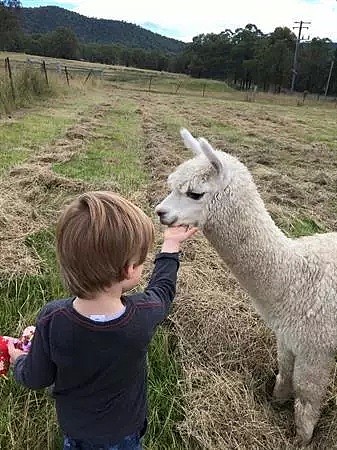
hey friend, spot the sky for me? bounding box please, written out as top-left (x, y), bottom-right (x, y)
top-left (21, 0), bottom-right (337, 43)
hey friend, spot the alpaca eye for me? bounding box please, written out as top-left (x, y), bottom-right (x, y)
top-left (186, 191), bottom-right (205, 200)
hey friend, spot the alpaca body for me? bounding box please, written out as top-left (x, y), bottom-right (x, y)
top-left (205, 222), bottom-right (337, 357)
top-left (155, 129), bottom-right (337, 445)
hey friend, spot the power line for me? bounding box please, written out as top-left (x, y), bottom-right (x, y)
top-left (291, 20), bottom-right (311, 92)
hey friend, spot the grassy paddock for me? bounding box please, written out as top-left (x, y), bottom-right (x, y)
top-left (1, 53), bottom-right (337, 449)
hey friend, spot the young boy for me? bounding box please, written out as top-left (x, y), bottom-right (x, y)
top-left (8, 191), bottom-right (197, 450)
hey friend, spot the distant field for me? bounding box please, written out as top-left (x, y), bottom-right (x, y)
top-left (2, 51), bottom-right (336, 110)
top-left (0, 53), bottom-right (337, 449)
top-left (0, 51), bottom-right (233, 99)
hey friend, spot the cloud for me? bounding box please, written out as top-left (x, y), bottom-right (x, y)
top-left (23, 0), bottom-right (77, 8)
top-left (141, 22), bottom-right (184, 40)
top-left (25, 0), bottom-right (337, 42)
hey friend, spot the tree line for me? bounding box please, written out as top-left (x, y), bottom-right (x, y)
top-left (182, 25), bottom-right (337, 95)
top-left (1, 2), bottom-right (337, 95)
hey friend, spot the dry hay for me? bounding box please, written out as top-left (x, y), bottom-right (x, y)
top-left (139, 95), bottom-right (337, 450)
top-left (0, 165), bottom-right (89, 274)
top-left (174, 242), bottom-right (337, 450)
top-left (172, 239), bottom-right (290, 450)
top-left (177, 368), bottom-right (289, 450)
top-left (199, 105), bottom-right (337, 232)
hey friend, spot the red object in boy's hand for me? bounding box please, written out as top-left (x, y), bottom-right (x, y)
top-left (0, 336), bottom-right (10, 377)
top-left (0, 326), bottom-right (36, 377)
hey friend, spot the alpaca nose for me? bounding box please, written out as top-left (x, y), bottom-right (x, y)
top-left (156, 210), bottom-right (166, 219)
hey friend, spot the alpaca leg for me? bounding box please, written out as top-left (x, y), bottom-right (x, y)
top-left (273, 338), bottom-right (294, 402)
top-left (293, 355), bottom-right (332, 445)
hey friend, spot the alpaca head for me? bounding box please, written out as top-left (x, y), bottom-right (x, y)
top-left (155, 128), bottom-right (250, 228)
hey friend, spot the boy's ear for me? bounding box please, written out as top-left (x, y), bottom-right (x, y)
top-left (123, 264), bottom-right (135, 280)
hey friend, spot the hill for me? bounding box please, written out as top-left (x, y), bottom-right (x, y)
top-left (21, 6), bottom-right (186, 54)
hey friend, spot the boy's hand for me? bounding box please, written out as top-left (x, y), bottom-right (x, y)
top-left (8, 340), bottom-right (26, 365)
top-left (161, 225), bottom-right (198, 253)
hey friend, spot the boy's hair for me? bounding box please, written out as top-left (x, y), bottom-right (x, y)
top-left (56, 191), bottom-right (155, 299)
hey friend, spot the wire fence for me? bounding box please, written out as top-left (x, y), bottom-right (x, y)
top-left (0, 56), bottom-right (239, 100)
top-left (1, 56), bottom-right (337, 107)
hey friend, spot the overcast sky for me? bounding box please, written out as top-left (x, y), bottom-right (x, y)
top-left (22, 0), bottom-right (337, 43)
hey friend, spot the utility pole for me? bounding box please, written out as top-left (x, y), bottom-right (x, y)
top-left (324, 59), bottom-right (334, 97)
top-left (291, 20), bottom-right (311, 92)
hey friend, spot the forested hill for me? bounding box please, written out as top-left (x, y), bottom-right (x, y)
top-left (21, 6), bottom-right (185, 53)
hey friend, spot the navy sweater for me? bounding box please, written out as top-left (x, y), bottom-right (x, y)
top-left (14, 252), bottom-right (179, 444)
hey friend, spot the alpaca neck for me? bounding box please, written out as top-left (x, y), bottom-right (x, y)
top-left (203, 186), bottom-right (292, 305)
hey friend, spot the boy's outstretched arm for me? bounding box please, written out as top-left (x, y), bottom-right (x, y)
top-left (144, 226), bottom-right (198, 321)
top-left (8, 324), bottom-right (56, 389)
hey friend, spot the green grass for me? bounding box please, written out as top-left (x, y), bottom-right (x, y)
top-left (303, 126), bottom-right (337, 149)
top-left (53, 101), bottom-right (147, 194)
top-left (288, 217), bottom-right (325, 237)
top-left (281, 217), bottom-right (325, 238)
top-left (146, 327), bottom-right (187, 450)
top-left (0, 114), bottom-right (72, 173)
top-left (0, 80), bottom-right (111, 174)
top-left (0, 381), bottom-right (60, 450)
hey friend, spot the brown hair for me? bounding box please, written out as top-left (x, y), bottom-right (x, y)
top-left (56, 191), bottom-right (155, 299)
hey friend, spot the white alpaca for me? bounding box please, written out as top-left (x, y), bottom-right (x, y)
top-left (155, 128), bottom-right (337, 446)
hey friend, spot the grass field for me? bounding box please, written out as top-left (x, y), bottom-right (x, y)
top-left (0, 53), bottom-right (337, 449)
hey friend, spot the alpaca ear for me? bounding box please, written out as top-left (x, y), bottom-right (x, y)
top-left (180, 128), bottom-right (202, 156)
top-left (198, 137), bottom-right (223, 176)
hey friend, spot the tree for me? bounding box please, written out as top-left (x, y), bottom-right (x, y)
top-left (178, 25), bottom-right (337, 94)
top-left (297, 38), bottom-right (335, 93)
top-left (259, 27), bottom-right (296, 92)
top-left (0, 0), bottom-right (22, 50)
top-left (230, 24), bottom-right (264, 88)
top-left (48, 27), bottom-right (79, 60)
top-left (185, 31), bottom-right (233, 79)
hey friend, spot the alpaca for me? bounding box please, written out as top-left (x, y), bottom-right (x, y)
top-left (155, 128), bottom-right (337, 446)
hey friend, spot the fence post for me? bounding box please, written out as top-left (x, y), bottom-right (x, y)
top-left (175, 81), bottom-right (182, 94)
top-left (148, 76), bottom-right (153, 92)
top-left (42, 61), bottom-right (49, 85)
top-left (5, 57), bottom-right (15, 101)
top-left (84, 69), bottom-right (93, 85)
top-left (64, 66), bottom-right (70, 86)
top-left (202, 83), bottom-right (206, 97)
